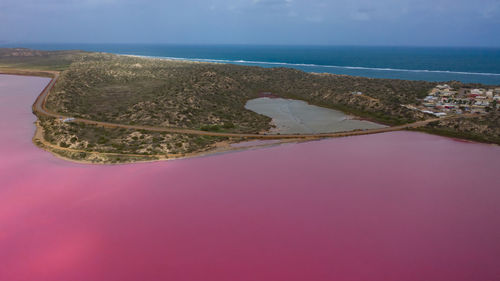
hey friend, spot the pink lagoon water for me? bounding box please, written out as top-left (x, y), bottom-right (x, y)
top-left (1, 74), bottom-right (500, 281)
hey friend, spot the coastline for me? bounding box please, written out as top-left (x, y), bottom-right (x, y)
top-left (118, 54), bottom-right (404, 126)
top-left (0, 68), bottom-right (318, 164)
top-left (0, 61), bottom-right (489, 164)
top-left (32, 118), bottom-right (305, 165)
top-left (118, 53), bottom-right (500, 84)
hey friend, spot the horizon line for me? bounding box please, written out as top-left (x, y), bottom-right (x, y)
top-left (2, 42), bottom-right (500, 49)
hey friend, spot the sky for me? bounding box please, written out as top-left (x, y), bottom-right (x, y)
top-left (1, 0), bottom-right (500, 46)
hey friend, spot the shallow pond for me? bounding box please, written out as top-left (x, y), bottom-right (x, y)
top-left (245, 97), bottom-right (386, 134)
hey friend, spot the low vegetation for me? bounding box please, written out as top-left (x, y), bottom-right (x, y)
top-left (1, 48), bottom-right (498, 163)
top-left (0, 48), bottom-right (87, 71)
top-left (45, 53), bottom-right (273, 133)
top-left (37, 116), bottom-right (240, 163)
top-left (416, 111), bottom-right (500, 144)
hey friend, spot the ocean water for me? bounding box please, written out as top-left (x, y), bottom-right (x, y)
top-left (6, 43), bottom-right (500, 85)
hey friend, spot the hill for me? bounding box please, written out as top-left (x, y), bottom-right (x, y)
top-left (1, 49), bottom-right (498, 163)
top-left (0, 48), bottom-right (87, 71)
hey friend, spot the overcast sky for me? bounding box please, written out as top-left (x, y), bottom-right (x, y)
top-left (1, 0), bottom-right (500, 46)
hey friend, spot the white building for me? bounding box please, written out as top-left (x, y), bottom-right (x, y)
top-left (436, 84), bottom-right (451, 90)
top-left (471, 89), bottom-right (483, 95)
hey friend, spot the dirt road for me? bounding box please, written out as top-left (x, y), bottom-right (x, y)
top-left (2, 69), bottom-right (450, 140)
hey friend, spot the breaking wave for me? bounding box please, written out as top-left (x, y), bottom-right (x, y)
top-left (123, 54), bottom-right (500, 77)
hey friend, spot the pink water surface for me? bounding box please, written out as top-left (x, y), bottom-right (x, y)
top-left (1, 75), bottom-right (500, 281)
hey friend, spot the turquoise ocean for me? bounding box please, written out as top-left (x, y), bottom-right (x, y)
top-left (7, 43), bottom-right (500, 85)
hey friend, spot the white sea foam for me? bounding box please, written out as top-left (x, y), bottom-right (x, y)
top-left (122, 54), bottom-right (500, 77)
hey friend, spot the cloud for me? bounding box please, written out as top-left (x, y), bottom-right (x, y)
top-left (305, 15), bottom-right (324, 23)
top-left (223, 0), bottom-right (295, 15)
top-left (252, 0), bottom-right (291, 6)
top-left (351, 8), bottom-right (374, 21)
top-left (251, 0), bottom-right (293, 11)
top-left (1, 0), bottom-right (500, 46)
top-left (479, 0), bottom-right (500, 19)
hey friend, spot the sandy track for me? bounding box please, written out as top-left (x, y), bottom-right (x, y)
top-left (2, 68), bottom-right (455, 141)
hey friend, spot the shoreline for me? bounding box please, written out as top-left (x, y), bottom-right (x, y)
top-left (245, 97), bottom-right (387, 135)
top-left (120, 54), bottom-right (400, 126)
top-left (32, 118), bottom-right (305, 165)
top-left (0, 65), bottom-right (484, 165)
top-left (119, 53), bottom-right (500, 79)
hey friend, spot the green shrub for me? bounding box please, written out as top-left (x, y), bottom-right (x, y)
top-left (97, 136), bottom-right (109, 144)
